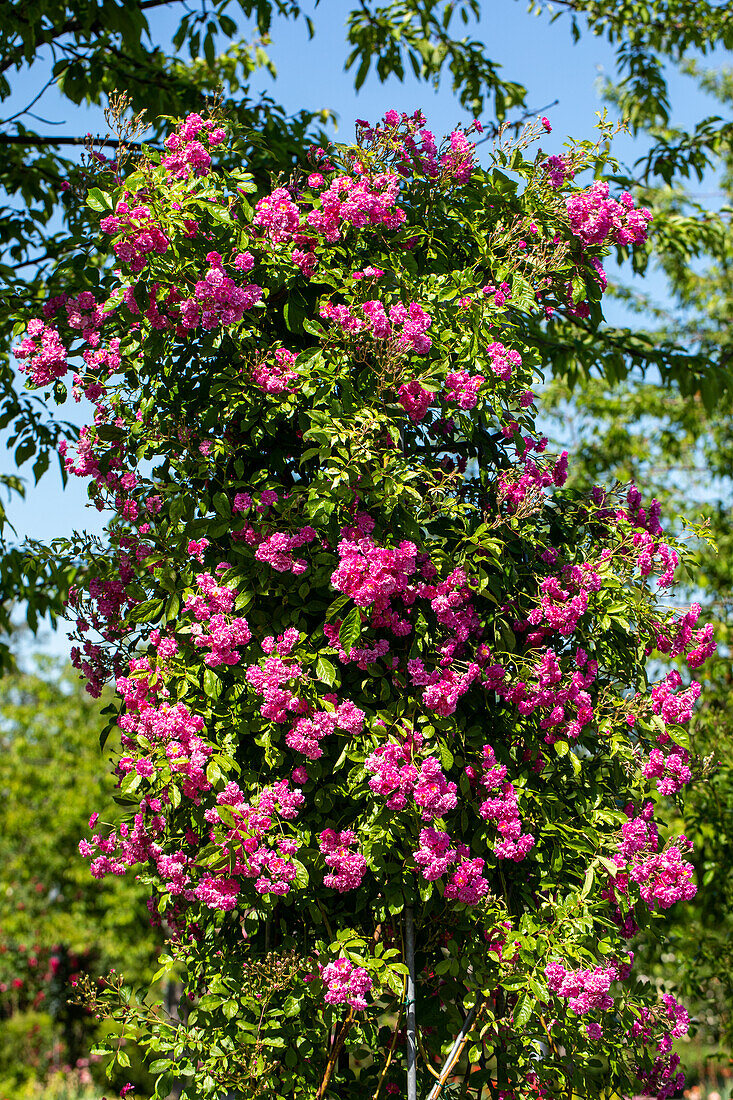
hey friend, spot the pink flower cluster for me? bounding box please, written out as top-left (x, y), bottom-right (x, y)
top-left (161, 113), bottom-right (225, 179)
top-left (233, 514), bottom-right (318, 573)
top-left (319, 957), bottom-right (372, 1010)
top-left (398, 379), bottom-right (434, 422)
top-left (254, 188), bottom-right (301, 243)
top-left (364, 739), bottom-right (418, 811)
top-left (438, 128), bottom-right (476, 185)
top-left (633, 529), bottom-right (679, 587)
top-left (100, 202), bottom-right (170, 273)
top-left (286, 699), bottom-right (365, 760)
top-left (662, 993), bottom-right (690, 1039)
top-left (651, 670), bottom-right (701, 727)
top-left (253, 526), bottom-right (317, 575)
top-left (321, 299), bottom-right (432, 355)
top-left (408, 657), bottom-right (483, 719)
top-left (39, 290), bottom-right (110, 348)
top-left (444, 854), bottom-right (490, 904)
top-left (80, 641), bottom-right (234, 886)
top-left (414, 827), bottom-right (457, 880)
top-left (544, 154), bottom-right (575, 189)
top-left (654, 603), bottom-right (716, 669)
top-left (631, 841), bottom-right (697, 910)
top-left (244, 649), bottom-right (365, 761)
top-left (567, 181), bottom-right (652, 248)
top-left (201, 780), bottom-right (305, 899)
top-left (499, 647), bottom-right (596, 744)
top-left (487, 341), bottom-right (522, 381)
top-left (498, 443), bottom-right (569, 512)
top-left (322, 622), bottom-right (390, 669)
top-left (643, 744), bottom-right (691, 796)
top-left (358, 111), bottom-right (476, 186)
top-left (610, 804), bottom-right (697, 911)
top-left (331, 530), bottom-right (418, 618)
top-left (361, 731), bottom-right (495, 906)
top-left (14, 321), bottom-right (68, 386)
top-left (412, 827), bottom-right (490, 903)
top-left (477, 745), bottom-right (535, 860)
top-left (625, 483), bottom-right (663, 537)
top-left (178, 255), bottom-right (262, 330)
top-left (252, 348), bottom-right (299, 395)
top-left (636, 1054), bottom-right (684, 1100)
top-left (184, 573), bottom-right (252, 667)
top-left (412, 756), bottom-right (458, 820)
top-left (631, 996), bottom-right (689, 1099)
top-left (80, 803), bottom-right (164, 880)
top-left (365, 736), bottom-right (457, 820)
top-left (306, 171), bottom-right (405, 240)
top-left (525, 562), bottom-right (603, 640)
top-left (330, 521), bottom-right (481, 686)
top-left (319, 829), bottom-right (367, 891)
top-left (245, 654), bottom-right (305, 723)
top-left (444, 370), bottom-right (484, 409)
top-left (545, 955), bottom-right (632, 1015)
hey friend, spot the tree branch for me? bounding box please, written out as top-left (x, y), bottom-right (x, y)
top-left (0, 134), bottom-right (151, 149)
top-left (0, 0), bottom-right (191, 76)
top-left (316, 1008), bottom-right (354, 1100)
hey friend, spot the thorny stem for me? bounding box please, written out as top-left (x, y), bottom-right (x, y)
top-left (316, 1007), bottom-right (355, 1100)
top-left (373, 999), bottom-right (404, 1100)
top-left (539, 1012), bottom-right (560, 1059)
top-left (316, 897), bottom-right (335, 942)
top-left (417, 1029), bottom-right (441, 1079)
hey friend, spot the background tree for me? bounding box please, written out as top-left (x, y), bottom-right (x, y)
top-left (0, 655), bottom-right (159, 1092)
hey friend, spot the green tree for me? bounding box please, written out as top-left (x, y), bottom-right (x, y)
top-left (0, 656), bottom-right (159, 1086)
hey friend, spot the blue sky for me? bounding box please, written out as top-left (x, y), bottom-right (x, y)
top-left (2, 0), bottom-right (728, 651)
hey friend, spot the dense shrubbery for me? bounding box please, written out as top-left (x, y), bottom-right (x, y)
top-left (14, 107), bottom-right (716, 1098)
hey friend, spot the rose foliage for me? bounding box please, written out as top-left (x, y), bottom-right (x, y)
top-left (14, 108), bottom-right (716, 1098)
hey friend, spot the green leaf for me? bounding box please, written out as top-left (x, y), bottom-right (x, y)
top-left (514, 992), bottom-right (533, 1028)
top-left (203, 668), bottom-right (221, 699)
top-left (325, 594), bottom-right (350, 621)
top-left (292, 859), bottom-right (309, 889)
top-left (316, 655), bottom-right (337, 687)
top-left (128, 598), bottom-right (164, 624)
top-left (212, 491), bottom-right (231, 518)
top-left (96, 424), bottom-right (126, 442)
top-left (86, 187), bottom-right (112, 212)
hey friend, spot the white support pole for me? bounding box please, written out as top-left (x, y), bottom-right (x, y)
top-left (405, 905), bottom-right (417, 1100)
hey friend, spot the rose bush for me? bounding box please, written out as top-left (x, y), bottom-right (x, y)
top-left (15, 107), bottom-right (713, 1098)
